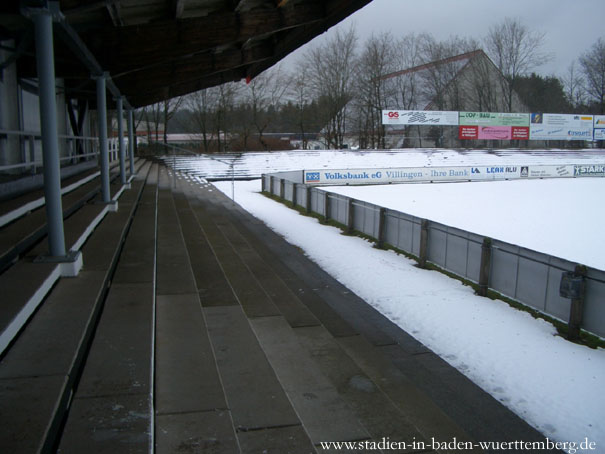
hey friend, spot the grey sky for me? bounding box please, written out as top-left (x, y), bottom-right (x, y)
top-left (282, 0), bottom-right (605, 77)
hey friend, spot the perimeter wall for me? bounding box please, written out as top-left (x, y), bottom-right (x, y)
top-left (262, 173), bottom-right (605, 339)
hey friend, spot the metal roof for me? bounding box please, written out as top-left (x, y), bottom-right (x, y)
top-left (1, 0), bottom-right (372, 107)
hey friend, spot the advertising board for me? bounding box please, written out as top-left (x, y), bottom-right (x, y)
top-left (304, 166), bottom-right (523, 185)
top-left (529, 113), bottom-right (593, 140)
top-left (382, 110), bottom-right (459, 125)
top-left (459, 112), bottom-right (529, 127)
top-left (458, 125), bottom-right (529, 140)
top-left (301, 164), bottom-right (600, 186)
top-left (594, 116), bottom-right (605, 140)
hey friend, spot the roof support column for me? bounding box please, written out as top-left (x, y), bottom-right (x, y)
top-left (95, 73), bottom-right (111, 202)
top-left (32, 7), bottom-right (65, 258)
top-left (127, 108), bottom-right (135, 176)
top-left (116, 97), bottom-right (126, 184)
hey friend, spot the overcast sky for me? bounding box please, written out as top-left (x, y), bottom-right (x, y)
top-left (282, 0), bottom-right (605, 77)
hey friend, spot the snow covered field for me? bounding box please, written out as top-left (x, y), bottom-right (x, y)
top-left (170, 148), bottom-right (605, 180)
top-left (205, 150), bottom-right (605, 452)
top-left (213, 177), bottom-right (605, 452)
top-left (327, 178), bottom-right (605, 271)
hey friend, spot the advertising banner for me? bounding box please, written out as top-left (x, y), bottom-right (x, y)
top-left (594, 116), bottom-right (605, 140)
top-left (304, 166), bottom-right (521, 185)
top-left (459, 125), bottom-right (529, 140)
top-left (574, 164), bottom-right (605, 177)
top-left (459, 112), bottom-right (530, 127)
top-left (459, 126), bottom-right (478, 140)
top-left (382, 110), bottom-right (459, 125)
top-left (478, 126), bottom-right (512, 140)
top-left (529, 113), bottom-right (593, 140)
top-left (302, 164), bottom-right (600, 186)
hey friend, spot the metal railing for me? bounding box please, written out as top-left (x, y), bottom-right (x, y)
top-left (0, 129), bottom-right (124, 174)
top-left (265, 173), bottom-right (605, 339)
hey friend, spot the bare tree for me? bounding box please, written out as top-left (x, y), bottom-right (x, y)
top-left (579, 38), bottom-right (605, 114)
top-left (162, 96), bottom-right (185, 143)
top-left (305, 26), bottom-right (358, 149)
top-left (290, 64), bottom-right (311, 149)
top-left (186, 88), bottom-right (220, 153)
top-left (561, 61), bottom-right (586, 112)
top-left (245, 65), bottom-right (289, 150)
top-left (354, 32), bottom-right (397, 149)
top-left (485, 17), bottom-right (550, 112)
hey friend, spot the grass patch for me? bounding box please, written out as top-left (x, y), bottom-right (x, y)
top-left (262, 191), bottom-right (605, 349)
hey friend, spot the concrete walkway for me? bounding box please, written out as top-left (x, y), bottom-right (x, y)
top-left (0, 163), bottom-right (560, 453)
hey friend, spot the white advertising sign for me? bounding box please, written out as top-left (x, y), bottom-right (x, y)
top-left (302, 165), bottom-right (592, 186)
top-left (594, 116), bottom-right (605, 140)
top-left (382, 110), bottom-right (459, 125)
top-left (529, 113), bottom-right (593, 140)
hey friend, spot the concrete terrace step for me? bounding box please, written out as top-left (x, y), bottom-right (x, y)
top-left (57, 165), bottom-right (158, 453)
top-left (174, 177), bottom-right (439, 451)
top-left (0, 161), bottom-right (151, 356)
top-left (0, 163), bottom-right (152, 453)
top-left (161, 170), bottom-right (315, 453)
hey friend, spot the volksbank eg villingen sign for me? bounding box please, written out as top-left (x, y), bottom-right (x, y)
top-left (303, 166), bottom-right (524, 185)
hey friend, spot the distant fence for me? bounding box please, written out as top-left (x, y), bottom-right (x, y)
top-left (262, 173), bottom-right (605, 339)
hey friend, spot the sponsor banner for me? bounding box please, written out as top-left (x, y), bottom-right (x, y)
top-left (302, 164), bottom-right (601, 186)
top-left (594, 116), bottom-right (605, 140)
top-left (460, 125), bottom-right (529, 140)
top-left (478, 126), bottom-right (512, 140)
top-left (304, 166), bottom-right (518, 185)
top-left (459, 112), bottom-right (529, 127)
top-left (530, 113), bottom-right (593, 140)
top-left (512, 126), bottom-right (530, 140)
top-left (520, 165), bottom-right (574, 178)
top-left (382, 110), bottom-right (459, 125)
top-left (459, 126), bottom-right (478, 140)
top-left (574, 164), bottom-right (605, 177)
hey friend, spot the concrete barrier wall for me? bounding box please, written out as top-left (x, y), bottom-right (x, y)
top-left (262, 173), bottom-right (605, 338)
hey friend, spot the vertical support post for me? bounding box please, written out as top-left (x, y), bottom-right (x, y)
top-left (418, 219), bottom-right (429, 268)
top-left (116, 96), bottom-right (126, 184)
top-left (261, 174), bottom-right (266, 193)
top-left (478, 237), bottom-right (492, 297)
top-left (279, 178), bottom-right (285, 199)
top-left (292, 183), bottom-right (297, 207)
top-left (306, 186), bottom-right (311, 214)
top-left (346, 198), bottom-right (354, 234)
top-left (269, 176), bottom-right (274, 195)
top-left (33, 8), bottom-right (66, 257)
top-left (127, 107), bottom-right (135, 175)
top-left (568, 265), bottom-right (587, 342)
top-left (323, 191), bottom-right (330, 222)
top-left (376, 207), bottom-right (386, 249)
top-left (95, 73), bottom-right (111, 203)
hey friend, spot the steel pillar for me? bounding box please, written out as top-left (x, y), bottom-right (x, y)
top-left (96, 74), bottom-right (110, 202)
top-left (33, 8), bottom-right (66, 257)
top-left (127, 108), bottom-right (135, 175)
top-left (116, 97), bottom-right (126, 184)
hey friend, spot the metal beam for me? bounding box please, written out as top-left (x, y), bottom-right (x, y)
top-left (116, 96), bottom-right (126, 184)
top-left (127, 107), bottom-right (135, 175)
top-left (95, 73), bottom-right (111, 203)
top-left (31, 4), bottom-right (66, 257)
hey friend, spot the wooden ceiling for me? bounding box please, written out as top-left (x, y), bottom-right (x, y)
top-left (0, 0), bottom-right (372, 107)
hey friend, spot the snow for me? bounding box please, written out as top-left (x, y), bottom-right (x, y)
top-left (210, 166), bottom-right (605, 452)
top-left (326, 178), bottom-right (605, 271)
top-left (168, 148), bottom-right (605, 180)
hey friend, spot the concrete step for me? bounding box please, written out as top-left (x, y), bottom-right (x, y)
top-left (156, 172), bottom-right (315, 453)
top-left (57, 166), bottom-right (159, 453)
top-left (0, 165), bottom-right (151, 453)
